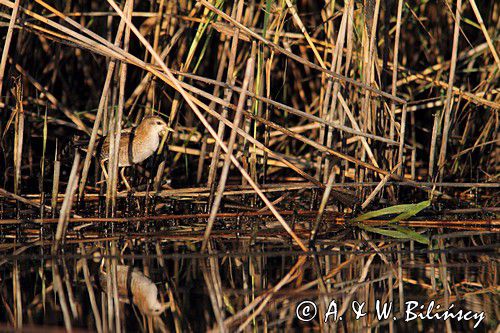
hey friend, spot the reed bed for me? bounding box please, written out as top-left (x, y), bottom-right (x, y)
top-left (0, 0), bottom-right (498, 331)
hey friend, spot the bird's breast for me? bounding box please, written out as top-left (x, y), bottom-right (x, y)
top-left (130, 134), bottom-right (159, 164)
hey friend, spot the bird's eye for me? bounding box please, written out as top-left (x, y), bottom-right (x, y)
top-left (156, 121), bottom-right (162, 125)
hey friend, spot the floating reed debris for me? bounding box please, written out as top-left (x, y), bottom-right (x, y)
top-left (0, 0), bottom-right (498, 331)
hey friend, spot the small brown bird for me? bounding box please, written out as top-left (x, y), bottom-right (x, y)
top-left (98, 115), bottom-right (172, 190)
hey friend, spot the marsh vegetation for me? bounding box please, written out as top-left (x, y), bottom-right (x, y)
top-left (0, 0), bottom-right (498, 331)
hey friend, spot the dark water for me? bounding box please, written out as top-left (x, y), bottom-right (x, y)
top-left (0, 210), bottom-right (497, 332)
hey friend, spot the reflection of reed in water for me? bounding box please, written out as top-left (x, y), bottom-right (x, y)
top-left (0, 230), bottom-right (496, 331)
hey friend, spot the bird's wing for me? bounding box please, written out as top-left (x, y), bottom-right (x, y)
top-left (121, 127), bottom-right (134, 134)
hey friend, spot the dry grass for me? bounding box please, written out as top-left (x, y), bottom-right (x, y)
top-left (0, 0), bottom-right (498, 331)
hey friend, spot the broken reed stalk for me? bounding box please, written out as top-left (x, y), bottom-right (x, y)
top-left (0, 187), bottom-right (52, 212)
top-left (361, 162), bottom-right (401, 209)
top-left (202, 55), bottom-right (255, 252)
top-left (106, 0), bottom-right (308, 252)
top-left (53, 152), bottom-right (80, 252)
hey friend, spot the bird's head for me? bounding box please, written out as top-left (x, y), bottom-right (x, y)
top-left (139, 115), bottom-right (173, 154)
top-left (140, 115), bottom-right (173, 137)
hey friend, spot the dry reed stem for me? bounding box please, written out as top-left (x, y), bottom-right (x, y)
top-left (0, 0), bottom-right (19, 101)
top-left (77, 0), bottom-right (130, 199)
top-left (207, 0), bottom-right (245, 196)
top-left (202, 56), bottom-right (255, 251)
top-left (53, 152), bottom-right (80, 252)
top-left (198, 0), bottom-right (406, 104)
top-left (12, 79), bottom-right (23, 197)
top-left (167, 70), bottom-right (401, 145)
top-left (397, 104), bottom-right (408, 176)
top-left (361, 162), bottom-right (402, 209)
top-left (322, 1), bottom-right (350, 181)
top-left (109, 0), bottom-right (132, 215)
top-left (105, 0), bottom-right (308, 252)
top-left (467, 0), bottom-right (500, 69)
top-left (0, 187), bottom-right (52, 212)
top-left (50, 144), bottom-right (60, 216)
top-left (437, 0), bottom-right (462, 181)
top-left (0, 1), bottom-right (497, 329)
top-left (11, 62), bottom-right (89, 133)
top-left (389, 0), bottom-right (404, 142)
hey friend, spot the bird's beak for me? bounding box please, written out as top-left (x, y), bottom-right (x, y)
top-left (159, 126), bottom-right (174, 136)
top-left (157, 127), bottom-right (173, 154)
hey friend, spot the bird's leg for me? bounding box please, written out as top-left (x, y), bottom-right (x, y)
top-left (100, 159), bottom-right (109, 179)
top-left (120, 168), bottom-right (132, 192)
top-left (96, 159), bottom-right (109, 185)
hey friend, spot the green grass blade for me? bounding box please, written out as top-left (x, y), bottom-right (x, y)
top-left (263, 0), bottom-right (273, 38)
top-left (350, 203), bottom-right (416, 222)
top-left (390, 200), bottom-right (431, 222)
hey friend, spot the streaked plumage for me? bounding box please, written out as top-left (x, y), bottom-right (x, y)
top-left (99, 115), bottom-right (170, 166)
